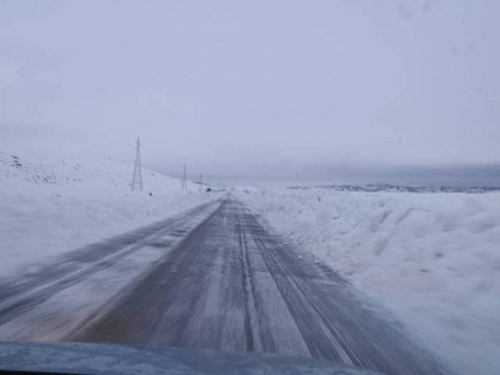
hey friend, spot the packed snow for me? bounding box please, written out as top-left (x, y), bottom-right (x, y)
top-left (0, 151), bottom-right (218, 278)
top-left (237, 188), bottom-right (500, 375)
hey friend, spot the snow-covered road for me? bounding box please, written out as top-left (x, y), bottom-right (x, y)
top-left (0, 197), bottom-right (451, 375)
top-left (0, 200), bottom-right (221, 340)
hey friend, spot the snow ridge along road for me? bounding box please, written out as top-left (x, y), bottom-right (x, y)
top-left (60, 197), bottom-right (450, 375)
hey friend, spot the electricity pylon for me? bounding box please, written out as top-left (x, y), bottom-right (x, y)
top-left (131, 137), bottom-right (143, 191)
top-left (181, 163), bottom-right (188, 191)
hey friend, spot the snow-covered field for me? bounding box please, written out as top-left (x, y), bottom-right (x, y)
top-left (0, 151), bottom-right (218, 278)
top-left (237, 188), bottom-right (500, 375)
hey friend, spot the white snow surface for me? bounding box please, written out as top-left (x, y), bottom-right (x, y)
top-left (237, 188), bottom-right (500, 375)
top-left (0, 151), bottom-right (217, 278)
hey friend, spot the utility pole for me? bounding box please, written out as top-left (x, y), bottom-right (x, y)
top-left (131, 136), bottom-right (143, 191)
top-left (181, 163), bottom-right (188, 191)
top-left (199, 173), bottom-right (204, 192)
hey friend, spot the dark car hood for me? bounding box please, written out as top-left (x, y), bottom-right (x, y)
top-left (0, 341), bottom-right (383, 375)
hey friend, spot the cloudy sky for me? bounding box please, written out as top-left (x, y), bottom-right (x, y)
top-left (0, 1), bottom-right (499, 180)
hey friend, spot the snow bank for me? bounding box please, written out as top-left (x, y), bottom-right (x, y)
top-left (0, 151), bottom-right (218, 278)
top-left (238, 188), bottom-right (500, 375)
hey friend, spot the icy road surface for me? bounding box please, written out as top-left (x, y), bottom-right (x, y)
top-left (0, 198), bottom-right (450, 375)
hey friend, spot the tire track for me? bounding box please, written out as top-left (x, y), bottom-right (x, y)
top-left (70, 202), bottom-right (226, 344)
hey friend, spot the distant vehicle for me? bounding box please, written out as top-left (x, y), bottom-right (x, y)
top-left (0, 342), bottom-right (382, 375)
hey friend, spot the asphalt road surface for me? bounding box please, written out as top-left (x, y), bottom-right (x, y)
top-left (0, 197), bottom-right (450, 375)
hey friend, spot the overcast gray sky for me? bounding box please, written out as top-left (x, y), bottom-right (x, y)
top-left (0, 0), bottom-right (499, 179)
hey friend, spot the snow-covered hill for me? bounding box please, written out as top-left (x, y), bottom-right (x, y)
top-left (0, 151), bottom-right (219, 278)
top-left (238, 188), bottom-right (500, 375)
top-left (0, 151), bottom-right (196, 191)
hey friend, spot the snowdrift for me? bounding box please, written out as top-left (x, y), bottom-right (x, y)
top-left (238, 188), bottom-right (500, 375)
